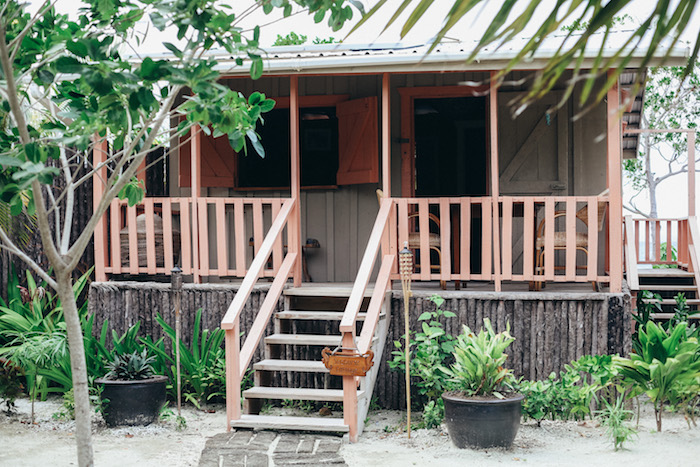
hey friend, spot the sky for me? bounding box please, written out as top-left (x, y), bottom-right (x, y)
top-left (32, 0), bottom-right (700, 218)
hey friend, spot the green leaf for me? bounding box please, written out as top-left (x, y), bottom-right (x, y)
top-left (250, 58), bottom-right (263, 80)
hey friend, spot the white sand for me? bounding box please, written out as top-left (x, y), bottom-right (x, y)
top-left (1, 397), bottom-right (698, 466)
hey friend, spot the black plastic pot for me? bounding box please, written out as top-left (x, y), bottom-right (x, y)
top-left (96, 375), bottom-right (168, 427)
top-left (442, 392), bottom-right (524, 449)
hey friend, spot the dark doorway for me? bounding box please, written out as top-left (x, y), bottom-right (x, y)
top-left (414, 97), bottom-right (487, 197)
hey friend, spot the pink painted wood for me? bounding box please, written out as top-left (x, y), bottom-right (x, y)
top-left (523, 199), bottom-right (534, 280)
top-left (127, 205), bottom-right (139, 274)
top-left (162, 199), bottom-right (174, 272)
top-left (198, 198), bottom-right (209, 273)
top-left (587, 198), bottom-right (599, 281)
top-left (357, 254), bottom-right (394, 354)
top-left (418, 199), bottom-right (430, 281)
top-left (544, 199), bottom-right (555, 281)
top-left (216, 199), bottom-right (227, 276)
top-left (439, 199), bottom-right (451, 282)
top-left (180, 200), bottom-right (192, 274)
top-left (460, 198), bottom-right (471, 280)
top-left (145, 198), bottom-right (157, 274)
top-left (565, 198), bottom-right (576, 280)
top-left (109, 200), bottom-right (121, 274)
top-left (501, 198), bottom-right (513, 280)
top-left (234, 199), bottom-right (246, 276)
top-left (225, 326), bottom-right (241, 429)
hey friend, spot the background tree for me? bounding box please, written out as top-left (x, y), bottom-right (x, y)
top-left (0, 1), bottom-right (362, 466)
top-left (624, 64), bottom-right (700, 219)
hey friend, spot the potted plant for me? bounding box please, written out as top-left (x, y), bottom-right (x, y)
top-left (96, 349), bottom-right (167, 427)
top-left (442, 318), bottom-right (523, 449)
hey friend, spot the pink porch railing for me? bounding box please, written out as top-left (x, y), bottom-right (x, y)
top-left (101, 197), bottom-right (290, 278)
top-left (384, 195), bottom-right (611, 285)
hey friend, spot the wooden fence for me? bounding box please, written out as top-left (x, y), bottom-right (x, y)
top-left (88, 282), bottom-right (631, 409)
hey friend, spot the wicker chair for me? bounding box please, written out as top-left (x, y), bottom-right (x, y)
top-left (532, 189), bottom-right (608, 291)
top-left (376, 190), bottom-right (445, 289)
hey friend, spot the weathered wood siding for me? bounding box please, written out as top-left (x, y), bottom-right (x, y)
top-left (88, 282), bottom-right (631, 409)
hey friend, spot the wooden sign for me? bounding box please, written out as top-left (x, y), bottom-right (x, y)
top-left (321, 347), bottom-right (374, 377)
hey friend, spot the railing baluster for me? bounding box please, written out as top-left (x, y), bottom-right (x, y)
top-left (502, 197), bottom-right (513, 280)
top-left (397, 199), bottom-right (409, 268)
top-left (565, 198), bottom-right (577, 280)
top-left (216, 199), bottom-right (227, 276)
top-left (655, 220), bottom-right (661, 262)
top-left (127, 205), bottom-right (139, 274)
top-left (482, 198), bottom-right (492, 279)
top-left (271, 199), bottom-right (283, 273)
top-left (523, 198), bottom-right (534, 280)
top-left (667, 220), bottom-right (673, 263)
top-left (587, 197), bottom-right (598, 281)
top-left (145, 198), bottom-right (157, 274)
top-left (198, 198), bottom-right (209, 274)
top-left (162, 199), bottom-right (174, 272)
top-left (645, 220), bottom-right (650, 262)
top-left (544, 198), bottom-right (555, 281)
top-left (439, 199), bottom-right (451, 282)
top-left (253, 199), bottom-right (264, 257)
top-left (180, 200), bottom-right (192, 274)
top-left (460, 198), bottom-right (471, 281)
top-left (635, 219), bottom-right (640, 262)
top-left (110, 200), bottom-right (121, 274)
top-left (418, 199), bottom-right (430, 280)
top-left (234, 199), bottom-right (246, 276)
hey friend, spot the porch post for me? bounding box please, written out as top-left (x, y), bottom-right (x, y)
top-left (93, 137), bottom-right (109, 282)
top-left (607, 72), bottom-right (623, 293)
top-left (688, 130), bottom-right (696, 217)
top-left (489, 72), bottom-right (502, 292)
top-left (290, 76), bottom-right (302, 286)
top-left (191, 126), bottom-right (201, 283)
top-left (382, 73), bottom-right (391, 196)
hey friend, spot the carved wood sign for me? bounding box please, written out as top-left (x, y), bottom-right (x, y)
top-left (321, 347), bottom-right (374, 377)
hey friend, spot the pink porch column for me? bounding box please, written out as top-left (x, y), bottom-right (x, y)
top-left (607, 72), bottom-right (623, 293)
top-left (93, 138), bottom-right (109, 282)
top-left (290, 76), bottom-right (302, 286)
top-left (489, 72), bottom-right (502, 292)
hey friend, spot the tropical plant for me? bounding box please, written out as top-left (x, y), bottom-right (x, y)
top-left (104, 349), bottom-right (156, 381)
top-left (444, 318), bottom-right (515, 398)
top-left (597, 396), bottom-right (637, 451)
top-left (614, 321), bottom-right (700, 431)
top-left (0, 356), bottom-right (23, 414)
top-left (389, 294), bottom-right (455, 425)
top-left (143, 309), bottom-right (226, 408)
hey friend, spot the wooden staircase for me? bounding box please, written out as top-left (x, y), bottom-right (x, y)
top-left (637, 268), bottom-right (700, 319)
top-left (230, 285), bottom-right (391, 435)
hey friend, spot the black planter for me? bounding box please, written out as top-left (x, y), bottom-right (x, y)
top-left (96, 375), bottom-right (168, 427)
top-left (442, 392), bottom-right (524, 449)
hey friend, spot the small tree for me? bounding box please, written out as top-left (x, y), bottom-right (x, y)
top-left (624, 64), bottom-right (700, 219)
top-left (0, 1), bottom-right (361, 466)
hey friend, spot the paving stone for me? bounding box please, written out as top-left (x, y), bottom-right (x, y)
top-left (274, 437), bottom-right (301, 454)
top-left (315, 439), bottom-right (342, 454)
top-left (229, 430), bottom-right (255, 445)
top-left (296, 438), bottom-right (314, 453)
top-left (248, 431), bottom-right (279, 449)
top-left (220, 453), bottom-right (270, 467)
top-left (273, 454), bottom-right (345, 465)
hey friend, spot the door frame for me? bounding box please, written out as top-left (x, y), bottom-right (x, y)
top-left (398, 85), bottom-right (490, 197)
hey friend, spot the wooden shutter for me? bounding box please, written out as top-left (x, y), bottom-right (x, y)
top-left (336, 96), bottom-right (379, 185)
top-left (179, 130), bottom-right (236, 187)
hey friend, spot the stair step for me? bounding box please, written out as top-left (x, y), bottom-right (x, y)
top-left (276, 311), bottom-right (384, 321)
top-left (230, 414), bottom-right (348, 432)
top-left (254, 359), bottom-right (329, 373)
top-left (651, 313), bottom-right (700, 320)
top-left (638, 269), bottom-right (694, 278)
top-left (264, 333), bottom-right (341, 346)
top-left (284, 286), bottom-right (373, 298)
top-left (243, 387), bottom-right (364, 402)
top-left (649, 299), bottom-right (700, 305)
top-left (637, 285), bottom-right (698, 291)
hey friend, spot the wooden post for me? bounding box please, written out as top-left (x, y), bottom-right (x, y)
top-left (489, 72), bottom-right (502, 292)
top-left (341, 331), bottom-right (358, 442)
top-left (382, 73), bottom-right (391, 197)
top-left (93, 137), bottom-right (109, 282)
top-left (290, 76), bottom-right (302, 286)
top-left (607, 72), bottom-right (623, 293)
top-left (225, 324), bottom-right (241, 431)
top-left (689, 130), bottom-right (696, 217)
top-left (191, 126), bottom-right (201, 283)
top-left (171, 266), bottom-right (183, 416)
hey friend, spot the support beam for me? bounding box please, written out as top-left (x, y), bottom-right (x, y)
top-left (382, 73), bottom-right (391, 197)
top-left (607, 72), bottom-right (623, 293)
top-left (93, 138), bottom-right (109, 282)
top-left (290, 76), bottom-right (302, 286)
top-left (191, 126), bottom-right (201, 283)
top-left (489, 72), bottom-right (502, 292)
top-left (689, 131), bottom-right (696, 217)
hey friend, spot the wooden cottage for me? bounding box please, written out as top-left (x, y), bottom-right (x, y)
top-left (89, 39), bottom-right (696, 441)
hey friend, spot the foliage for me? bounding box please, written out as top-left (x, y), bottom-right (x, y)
top-left (633, 291), bottom-right (699, 355)
top-left (420, 398), bottom-right (444, 429)
top-left (614, 321), bottom-right (700, 431)
top-left (142, 309), bottom-right (226, 408)
top-left (0, 356), bottom-right (23, 413)
top-left (596, 396), bottom-right (637, 451)
top-left (104, 349), bottom-right (156, 381)
top-left (652, 243), bottom-right (679, 269)
top-left (389, 294), bottom-right (455, 425)
top-left (273, 32), bottom-right (339, 46)
top-left (358, 1), bottom-right (699, 113)
top-left (159, 405), bottom-right (187, 431)
top-left (444, 318), bottom-right (514, 398)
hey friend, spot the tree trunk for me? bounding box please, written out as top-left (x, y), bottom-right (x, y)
top-left (57, 271), bottom-right (94, 467)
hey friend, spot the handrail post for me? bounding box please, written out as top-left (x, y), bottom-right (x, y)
top-left (342, 330), bottom-right (359, 442)
top-left (225, 323), bottom-right (241, 430)
top-left (93, 137), bottom-right (109, 282)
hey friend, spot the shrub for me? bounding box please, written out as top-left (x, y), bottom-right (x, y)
top-left (104, 349), bottom-right (156, 381)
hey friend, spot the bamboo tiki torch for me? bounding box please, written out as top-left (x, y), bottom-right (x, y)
top-left (171, 266), bottom-right (183, 416)
top-left (399, 242), bottom-right (413, 438)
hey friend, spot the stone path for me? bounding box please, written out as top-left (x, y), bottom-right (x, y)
top-left (198, 430), bottom-right (346, 466)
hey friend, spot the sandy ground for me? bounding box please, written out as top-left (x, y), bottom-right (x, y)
top-left (1, 397), bottom-right (698, 466)
top-left (344, 403), bottom-right (700, 467)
